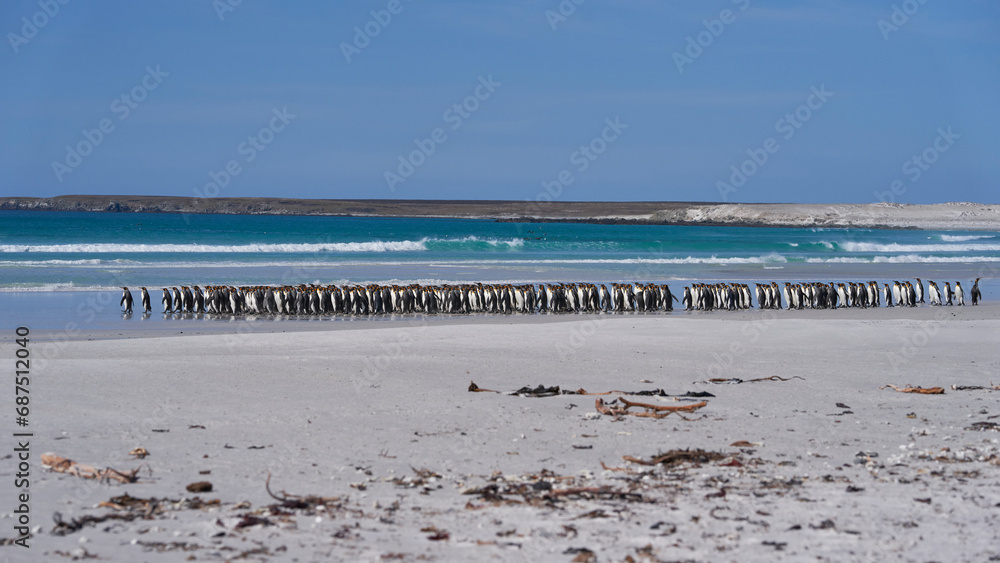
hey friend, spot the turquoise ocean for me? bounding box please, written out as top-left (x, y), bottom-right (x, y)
top-left (1, 211), bottom-right (997, 329)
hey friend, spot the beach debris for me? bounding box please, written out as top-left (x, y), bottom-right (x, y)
top-left (421, 526), bottom-right (450, 541)
top-left (54, 494), bottom-right (220, 536)
top-left (965, 421), bottom-right (1000, 432)
top-left (511, 384), bottom-right (561, 397)
top-left (595, 398), bottom-right (707, 420)
top-left (186, 481), bottom-right (213, 493)
top-left (391, 467), bottom-right (443, 493)
top-left (469, 381), bottom-right (714, 398)
top-left (730, 440), bottom-right (762, 448)
top-left (564, 547), bottom-right (597, 563)
top-left (128, 447), bottom-right (149, 459)
top-left (41, 453), bottom-right (141, 484)
top-left (234, 515), bottom-right (273, 529)
top-left (810, 519), bottom-right (836, 530)
top-left (462, 469), bottom-right (643, 507)
top-left (622, 449), bottom-right (725, 468)
top-left (696, 376), bottom-right (804, 385)
top-left (880, 384), bottom-right (945, 394)
top-left (52, 511), bottom-right (143, 536)
top-left (762, 541), bottom-right (788, 551)
top-left (836, 402), bottom-right (851, 409)
top-left (950, 382), bottom-right (1000, 391)
top-left (264, 472), bottom-right (343, 513)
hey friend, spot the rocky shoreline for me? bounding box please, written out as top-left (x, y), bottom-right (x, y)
top-left (2, 196), bottom-right (998, 230)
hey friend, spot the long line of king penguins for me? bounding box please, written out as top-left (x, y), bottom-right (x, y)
top-left (118, 277), bottom-right (984, 316)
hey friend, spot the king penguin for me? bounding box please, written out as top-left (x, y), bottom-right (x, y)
top-left (971, 278), bottom-right (981, 305)
top-left (140, 287), bottom-right (151, 313)
top-left (120, 287), bottom-right (133, 314)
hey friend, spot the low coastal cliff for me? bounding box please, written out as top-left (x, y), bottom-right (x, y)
top-left (2, 196), bottom-right (998, 230)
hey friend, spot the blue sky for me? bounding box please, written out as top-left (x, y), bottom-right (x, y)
top-left (1, 0), bottom-right (997, 204)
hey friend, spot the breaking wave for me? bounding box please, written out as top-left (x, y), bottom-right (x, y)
top-left (837, 242), bottom-right (1000, 253)
top-left (0, 236), bottom-right (525, 254)
top-left (939, 234), bottom-right (995, 242)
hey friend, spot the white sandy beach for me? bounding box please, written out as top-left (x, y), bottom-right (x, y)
top-left (4, 306), bottom-right (1000, 562)
top-left (652, 202), bottom-right (1000, 230)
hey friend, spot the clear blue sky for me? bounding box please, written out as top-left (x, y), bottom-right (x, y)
top-left (2, 0), bottom-right (997, 203)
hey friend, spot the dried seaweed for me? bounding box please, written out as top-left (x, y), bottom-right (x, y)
top-left (469, 381), bottom-right (714, 398)
top-left (880, 385), bottom-right (945, 395)
top-left (697, 376), bottom-right (805, 385)
top-left (622, 449), bottom-right (726, 468)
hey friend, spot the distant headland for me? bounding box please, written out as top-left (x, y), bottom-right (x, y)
top-left (2, 195), bottom-right (998, 230)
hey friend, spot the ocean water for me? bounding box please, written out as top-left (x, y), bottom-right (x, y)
top-left (1, 210), bottom-right (997, 329)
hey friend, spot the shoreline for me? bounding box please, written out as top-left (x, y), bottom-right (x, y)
top-left (3, 197), bottom-right (999, 230)
top-left (12, 300), bottom-right (999, 343)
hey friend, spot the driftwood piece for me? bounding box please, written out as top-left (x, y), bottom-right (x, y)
top-left (595, 398), bottom-right (707, 419)
top-left (41, 453), bottom-right (140, 484)
top-left (879, 385), bottom-right (945, 395)
top-left (468, 382), bottom-right (500, 393)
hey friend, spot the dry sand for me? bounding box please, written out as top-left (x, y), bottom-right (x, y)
top-left (4, 306), bottom-right (1000, 562)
